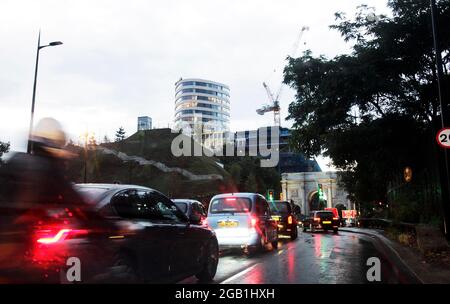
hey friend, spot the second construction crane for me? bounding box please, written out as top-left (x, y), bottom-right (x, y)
top-left (256, 26), bottom-right (309, 127)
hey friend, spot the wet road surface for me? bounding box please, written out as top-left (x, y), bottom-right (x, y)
top-left (180, 230), bottom-right (418, 284)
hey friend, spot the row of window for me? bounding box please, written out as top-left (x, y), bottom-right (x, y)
top-left (176, 95), bottom-right (230, 106)
top-left (178, 117), bottom-right (214, 123)
top-left (176, 102), bottom-right (227, 112)
top-left (176, 88), bottom-right (230, 99)
top-left (176, 103), bottom-right (230, 114)
top-left (176, 110), bottom-right (230, 119)
top-left (176, 81), bottom-right (230, 92)
top-left (176, 116), bottom-right (230, 124)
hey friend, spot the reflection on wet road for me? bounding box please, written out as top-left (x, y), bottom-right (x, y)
top-left (180, 230), bottom-right (417, 284)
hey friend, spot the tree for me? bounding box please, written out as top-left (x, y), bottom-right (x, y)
top-left (103, 135), bottom-right (110, 144)
top-left (283, 1), bottom-right (450, 222)
top-left (115, 127), bottom-right (126, 142)
top-left (244, 171), bottom-right (258, 193)
top-left (0, 141), bottom-right (10, 164)
top-left (229, 163), bottom-right (242, 190)
top-left (88, 135), bottom-right (97, 146)
top-left (221, 155), bottom-right (281, 195)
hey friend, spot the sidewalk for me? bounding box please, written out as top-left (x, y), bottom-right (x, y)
top-left (340, 227), bottom-right (450, 284)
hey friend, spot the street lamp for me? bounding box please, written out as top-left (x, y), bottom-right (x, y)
top-left (27, 30), bottom-right (63, 154)
top-left (79, 131), bottom-right (94, 183)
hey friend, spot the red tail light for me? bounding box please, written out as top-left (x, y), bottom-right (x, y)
top-left (333, 217), bottom-right (339, 220)
top-left (36, 228), bottom-right (88, 244)
top-left (37, 229), bottom-right (72, 244)
top-left (314, 217), bottom-right (321, 222)
top-left (287, 215), bottom-right (293, 225)
top-left (250, 217), bottom-right (258, 227)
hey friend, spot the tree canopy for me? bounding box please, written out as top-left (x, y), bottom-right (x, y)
top-left (115, 127), bottom-right (126, 142)
top-left (284, 0), bottom-right (450, 222)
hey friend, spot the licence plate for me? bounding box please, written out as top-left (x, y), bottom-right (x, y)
top-left (218, 221), bottom-right (238, 228)
top-left (323, 221), bottom-right (332, 224)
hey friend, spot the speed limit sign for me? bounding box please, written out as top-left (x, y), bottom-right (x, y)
top-left (437, 128), bottom-right (450, 148)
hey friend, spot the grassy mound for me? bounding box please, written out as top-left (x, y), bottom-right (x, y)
top-left (66, 129), bottom-right (231, 200)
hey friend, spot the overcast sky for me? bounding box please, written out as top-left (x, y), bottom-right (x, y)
top-left (0, 0), bottom-right (390, 169)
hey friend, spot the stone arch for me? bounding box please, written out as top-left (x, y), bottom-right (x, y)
top-left (308, 190), bottom-right (326, 211)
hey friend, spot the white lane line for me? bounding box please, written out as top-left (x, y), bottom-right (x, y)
top-left (220, 263), bottom-right (260, 284)
top-left (322, 248), bottom-right (334, 259)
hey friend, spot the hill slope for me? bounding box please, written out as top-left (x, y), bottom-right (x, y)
top-left (66, 129), bottom-right (231, 200)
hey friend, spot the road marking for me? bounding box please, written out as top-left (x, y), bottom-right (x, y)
top-left (220, 263), bottom-right (259, 284)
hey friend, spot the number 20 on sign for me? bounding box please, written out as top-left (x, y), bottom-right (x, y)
top-left (437, 128), bottom-right (450, 149)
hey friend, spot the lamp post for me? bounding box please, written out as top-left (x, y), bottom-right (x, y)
top-left (27, 30), bottom-right (63, 154)
top-left (430, 0), bottom-right (450, 236)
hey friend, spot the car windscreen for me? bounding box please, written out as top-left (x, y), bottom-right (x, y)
top-left (269, 201), bottom-right (290, 214)
top-left (209, 197), bottom-right (251, 214)
top-left (75, 186), bottom-right (110, 205)
top-left (174, 202), bottom-right (188, 214)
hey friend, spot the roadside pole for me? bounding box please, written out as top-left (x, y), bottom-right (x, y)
top-left (430, 0), bottom-right (450, 237)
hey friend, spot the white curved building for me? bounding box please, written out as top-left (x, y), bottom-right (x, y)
top-left (174, 78), bottom-right (230, 150)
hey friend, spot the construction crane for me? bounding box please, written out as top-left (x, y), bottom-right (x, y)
top-left (257, 82), bottom-right (281, 126)
top-left (256, 26), bottom-right (309, 127)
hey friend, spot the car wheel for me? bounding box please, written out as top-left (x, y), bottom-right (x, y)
top-left (271, 239), bottom-right (278, 249)
top-left (196, 239), bottom-right (219, 282)
top-left (246, 237), bottom-right (264, 255)
top-left (303, 224), bottom-right (307, 232)
top-left (290, 227), bottom-right (298, 240)
top-left (112, 251), bottom-right (140, 283)
top-left (333, 228), bottom-right (338, 234)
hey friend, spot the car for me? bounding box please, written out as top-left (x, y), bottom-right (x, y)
top-left (207, 193), bottom-right (278, 254)
top-left (268, 200), bottom-right (298, 240)
top-left (73, 184), bottom-right (219, 283)
top-left (325, 207), bottom-right (344, 226)
top-left (303, 210), bottom-right (339, 233)
top-left (0, 183), bottom-right (219, 284)
top-left (172, 199), bottom-right (208, 227)
top-left (0, 182), bottom-right (122, 283)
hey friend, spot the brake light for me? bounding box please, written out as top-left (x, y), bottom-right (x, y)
top-left (251, 217), bottom-right (258, 227)
top-left (36, 228), bottom-right (88, 244)
top-left (287, 215), bottom-right (293, 225)
top-left (226, 198), bottom-right (236, 201)
top-left (333, 217), bottom-right (339, 220)
top-left (314, 217), bottom-right (321, 222)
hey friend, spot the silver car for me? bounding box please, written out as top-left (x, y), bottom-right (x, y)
top-left (207, 193), bottom-right (278, 253)
top-left (172, 199), bottom-right (208, 227)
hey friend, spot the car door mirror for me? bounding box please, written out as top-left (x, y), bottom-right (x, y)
top-left (188, 213), bottom-right (202, 225)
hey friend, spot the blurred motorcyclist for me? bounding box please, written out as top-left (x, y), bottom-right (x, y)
top-left (0, 117), bottom-right (82, 206)
top-left (0, 118), bottom-right (85, 282)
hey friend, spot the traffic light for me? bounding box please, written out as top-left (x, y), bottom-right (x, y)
top-left (317, 184), bottom-right (324, 200)
top-left (267, 189), bottom-right (274, 201)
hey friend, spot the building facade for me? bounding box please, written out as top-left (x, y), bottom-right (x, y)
top-left (137, 116), bottom-right (152, 131)
top-left (174, 78), bottom-right (230, 150)
top-left (281, 172), bottom-right (353, 215)
top-left (233, 126), bottom-right (321, 173)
